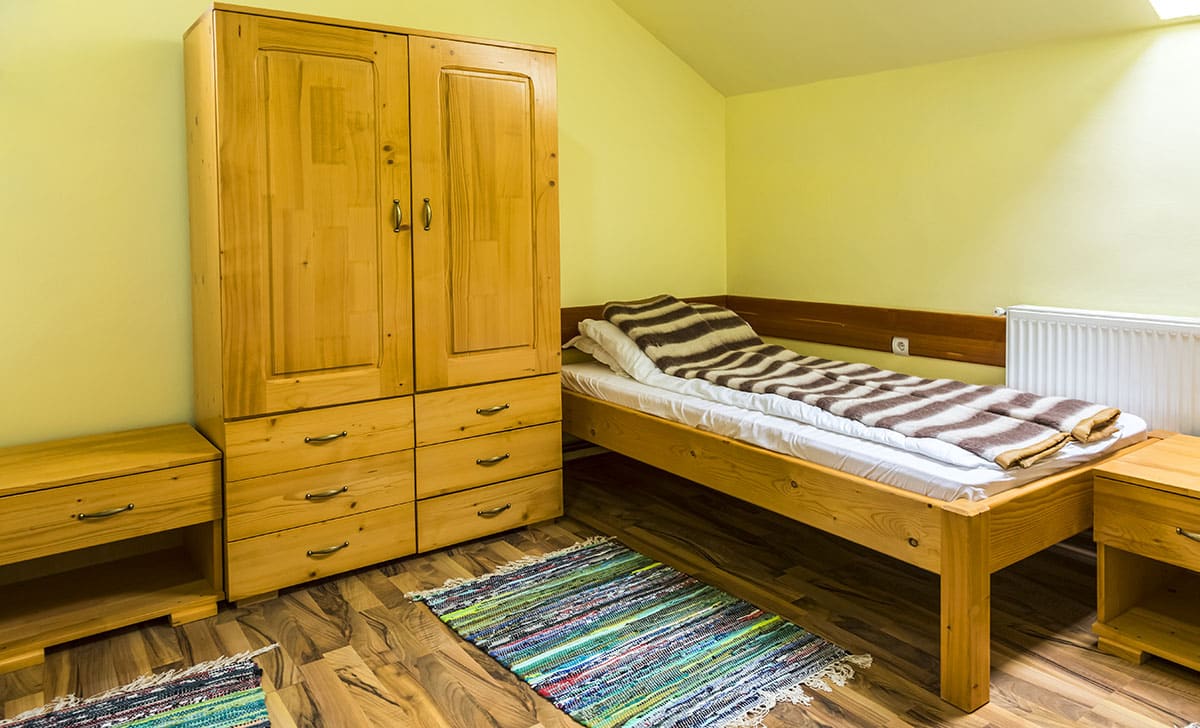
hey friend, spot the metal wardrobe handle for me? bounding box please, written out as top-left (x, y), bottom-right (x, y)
top-left (304, 431), bottom-right (347, 444)
top-left (76, 503), bottom-right (135, 520)
top-left (306, 486), bottom-right (349, 501)
top-left (307, 541), bottom-right (350, 557)
top-left (477, 503), bottom-right (512, 518)
top-left (423, 198), bottom-right (432, 231)
top-left (392, 199), bottom-right (403, 232)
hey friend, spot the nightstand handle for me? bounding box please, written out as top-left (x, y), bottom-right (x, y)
top-left (1177, 527), bottom-right (1200, 543)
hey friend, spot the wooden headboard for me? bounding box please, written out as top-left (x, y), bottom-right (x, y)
top-left (561, 295), bottom-right (1005, 367)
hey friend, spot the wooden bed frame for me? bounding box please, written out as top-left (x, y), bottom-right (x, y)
top-left (559, 296), bottom-right (1154, 711)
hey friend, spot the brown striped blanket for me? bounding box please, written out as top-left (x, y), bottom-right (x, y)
top-left (603, 295), bottom-right (1120, 469)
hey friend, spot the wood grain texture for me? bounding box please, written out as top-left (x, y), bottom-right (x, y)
top-left (224, 397), bottom-right (414, 482)
top-left (411, 38), bottom-right (559, 391)
top-left (415, 423), bottom-right (561, 499)
top-left (1095, 478), bottom-right (1200, 572)
top-left (183, 11), bottom-right (225, 449)
top-left (1094, 433), bottom-right (1200, 497)
top-left (209, 3), bottom-right (556, 53)
top-left (226, 451), bottom-right (415, 541)
top-left (414, 375), bottom-right (561, 447)
top-left (415, 471), bottom-right (562, 552)
top-left (2, 462), bottom-right (1198, 725)
top-left (0, 424), bottom-right (218, 498)
top-left (564, 391), bottom-right (944, 572)
top-left (227, 504), bottom-right (416, 601)
top-left (940, 507), bottom-right (991, 712)
top-left (213, 12), bottom-right (413, 418)
top-left (727, 295), bottom-right (1006, 366)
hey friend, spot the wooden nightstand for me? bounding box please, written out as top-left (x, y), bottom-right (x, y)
top-left (1093, 434), bottom-right (1200, 670)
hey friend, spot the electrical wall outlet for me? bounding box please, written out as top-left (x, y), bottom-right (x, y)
top-left (891, 336), bottom-right (910, 356)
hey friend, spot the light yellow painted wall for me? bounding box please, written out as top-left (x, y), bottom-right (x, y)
top-left (0, 0), bottom-right (725, 447)
top-left (728, 23), bottom-right (1200, 379)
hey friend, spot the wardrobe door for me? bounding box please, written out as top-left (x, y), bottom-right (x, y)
top-left (215, 14), bottom-right (413, 418)
top-left (410, 38), bottom-right (559, 391)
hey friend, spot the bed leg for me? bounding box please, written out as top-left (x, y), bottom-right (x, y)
top-left (940, 507), bottom-right (991, 712)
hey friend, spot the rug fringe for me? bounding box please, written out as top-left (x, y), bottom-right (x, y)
top-left (406, 536), bottom-right (615, 601)
top-left (0, 643), bottom-right (279, 725)
top-left (719, 653), bottom-right (873, 728)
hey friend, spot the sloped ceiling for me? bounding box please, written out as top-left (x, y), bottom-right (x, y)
top-left (612, 0), bottom-right (1166, 95)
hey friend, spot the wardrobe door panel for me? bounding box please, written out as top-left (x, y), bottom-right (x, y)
top-left (411, 38), bottom-right (559, 391)
top-left (216, 14), bottom-right (413, 417)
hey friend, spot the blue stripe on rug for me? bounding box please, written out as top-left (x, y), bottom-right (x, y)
top-left (1, 645), bottom-right (275, 728)
top-left (408, 537), bottom-right (869, 728)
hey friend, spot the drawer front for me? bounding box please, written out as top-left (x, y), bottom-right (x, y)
top-left (416, 423), bottom-right (561, 499)
top-left (226, 450), bottom-right (415, 540)
top-left (417, 471), bottom-right (562, 552)
top-left (225, 397), bottom-right (414, 481)
top-left (226, 503), bottom-right (416, 600)
top-left (0, 462), bottom-right (220, 566)
top-left (1095, 477), bottom-right (1200, 572)
top-left (415, 375), bottom-right (560, 446)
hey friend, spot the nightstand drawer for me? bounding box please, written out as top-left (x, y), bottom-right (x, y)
top-left (225, 397), bottom-right (414, 481)
top-left (415, 423), bottom-right (561, 499)
top-left (0, 461), bottom-right (221, 567)
top-left (414, 375), bottom-right (560, 446)
top-left (226, 450), bottom-right (415, 540)
top-left (1095, 476), bottom-right (1200, 572)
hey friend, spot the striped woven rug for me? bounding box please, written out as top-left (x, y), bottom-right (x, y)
top-left (409, 537), bottom-right (869, 728)
top-left (0, 645), bottom-right (274, 728)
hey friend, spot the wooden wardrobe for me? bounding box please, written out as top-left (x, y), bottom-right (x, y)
top-left (184, 5), bottom-right (560, 602)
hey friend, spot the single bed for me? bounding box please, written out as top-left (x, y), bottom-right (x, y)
top-left (560, 307), bottom-right (1156, 712)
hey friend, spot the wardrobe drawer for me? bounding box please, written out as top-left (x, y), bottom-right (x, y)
top-left (226, 503), bottom-right (416, 600)
top-left (414, 375), bottom-right (560, 446)
top-left (415, 423), bottom-right (561, 499)
top-left (1095, 477), bottom-right (1200, 572)
top-left (417, 471), bottom-right (562, 552)
top-left (226, 450), bottom-right (415, 540)
top-left (225, 397), bottom-right (414, 481)
top-left (0, 462), bottom-right (221, 567)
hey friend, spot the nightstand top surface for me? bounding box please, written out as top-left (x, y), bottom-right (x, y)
top-left (1094, 434), bottom-right (1200, 498)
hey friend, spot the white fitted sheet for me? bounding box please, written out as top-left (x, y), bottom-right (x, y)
top-left (563, 361), bottom-right (1149, 502)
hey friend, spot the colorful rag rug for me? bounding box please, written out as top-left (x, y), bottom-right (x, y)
top-left (0, 645), bottom-right (275, 728)
top-left (408, 537), bottom-right (870, 728)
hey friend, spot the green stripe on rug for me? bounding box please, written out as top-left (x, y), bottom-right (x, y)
top-left (408, 537), bottom-right (869, 728)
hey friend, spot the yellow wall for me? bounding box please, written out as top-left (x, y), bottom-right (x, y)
top-left (0, 0), bottom-right (725, 447)
top-left (728, 23), bottom-right (1200, 379)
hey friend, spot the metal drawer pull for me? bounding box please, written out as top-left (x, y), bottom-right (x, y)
top-left (477, 503), bottom-right (512, 518)
top-left (423, 197), bottom-right (432, 231)
top-left (476, 453), bottom-right (511, 466)
top-left (307, 541), bottom-right (350, 557)
top-left (304, 431), bottom-right (347, 444)
top-left (306, 486), bottom-right (349, 500)
top-left (475, 404), bottom-right (510, 416)
top-left (392, 199), bottom-right (403, 232)
top-left (76, 503), bottom-right (135, 520)
top-left (1177, 527), bottom-right (1200, 543)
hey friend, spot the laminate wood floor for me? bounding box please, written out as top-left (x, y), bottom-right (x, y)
top-left (2, 452), bottom-right (1198, 727)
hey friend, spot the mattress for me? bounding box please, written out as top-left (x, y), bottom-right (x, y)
top-left (563, 361), bottom-right (1149, 502)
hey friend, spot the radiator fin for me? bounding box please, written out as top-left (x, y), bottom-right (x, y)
top-left (1006, 306), bottom-right (1200, 435)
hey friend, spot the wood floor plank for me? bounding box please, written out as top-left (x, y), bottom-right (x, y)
top-left (3, 452), bottom-right (1199, 726)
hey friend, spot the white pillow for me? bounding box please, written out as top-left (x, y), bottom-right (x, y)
top-left (563, 333), bottom-right (627, 376)
top-left (577, 319), bottom-right (660, 382)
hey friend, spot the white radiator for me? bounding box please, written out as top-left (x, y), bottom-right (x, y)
top-left (1006, 305), bottom-right (1200, 435)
